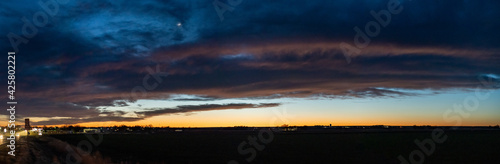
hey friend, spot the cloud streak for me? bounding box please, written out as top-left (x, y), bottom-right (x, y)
top-left (32, 103), bottom-right (280, 125)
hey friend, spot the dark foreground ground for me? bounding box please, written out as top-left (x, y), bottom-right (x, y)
top-left (2, 130), bottom-right (500, 164)
top-left (45, 130), bottom-right (500, 164)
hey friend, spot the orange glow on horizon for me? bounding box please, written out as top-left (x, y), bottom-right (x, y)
top-left (1, 119), bottom-right (494, 128)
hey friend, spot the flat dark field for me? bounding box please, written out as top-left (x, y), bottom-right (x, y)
top-left (49, 130), bottom-right (500, 164)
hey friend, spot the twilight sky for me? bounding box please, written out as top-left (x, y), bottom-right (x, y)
top-left (1, 0), bottom-right (499, 127)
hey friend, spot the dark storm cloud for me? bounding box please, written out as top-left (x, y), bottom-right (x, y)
top-left (1, 0), bottom-right (499, 124)
top-left (15, 98), bottom-right (101, 118)
top-left (136, 103), bottom-right (281, 118)
top-left (171, 95), bottom-right (220, 101)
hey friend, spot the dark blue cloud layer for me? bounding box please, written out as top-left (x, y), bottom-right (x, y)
top-left (1, 0), bottom-right (499, 124)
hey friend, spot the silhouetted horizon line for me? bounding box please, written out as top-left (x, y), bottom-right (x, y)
top-left (19, 124), bottom-right (500, 128)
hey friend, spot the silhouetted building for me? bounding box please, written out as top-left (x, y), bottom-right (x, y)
top-left (25, 118), bottom-right (30, 130)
